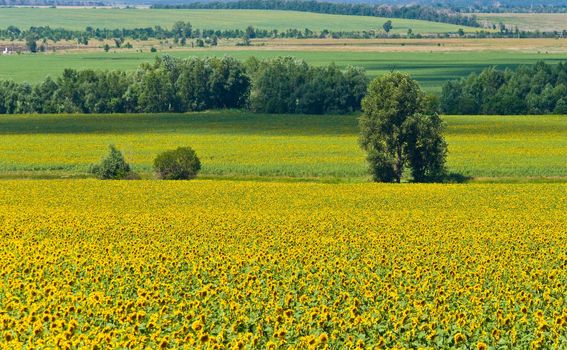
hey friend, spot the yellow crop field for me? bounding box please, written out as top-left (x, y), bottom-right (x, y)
top-left (0, 180), bottom-right (565, 349)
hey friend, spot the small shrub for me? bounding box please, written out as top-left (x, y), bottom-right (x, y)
top-left (90, 145), bottom-right (136, 180)
top-left (154, 147), bottom-right (201, 180)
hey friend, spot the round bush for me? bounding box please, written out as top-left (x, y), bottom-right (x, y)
top-left (154, 147), bottom-right (201, 180)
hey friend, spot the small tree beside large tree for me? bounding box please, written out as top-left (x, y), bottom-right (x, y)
top-left (359, 72), bottom-right (447, 183)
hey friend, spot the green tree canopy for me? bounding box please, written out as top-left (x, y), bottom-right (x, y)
top-left (90, 145), bottom-right (136, 180)
top-left (154, 147), bottom-right (201, 180)
top-left (359, 72), bottom-right (447, 183)
top-left (382, 20), bottom-right (393, 34)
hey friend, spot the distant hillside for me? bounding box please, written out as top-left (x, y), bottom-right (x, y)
top-left (0, 7), bottom-right (479, 33)
top-left (142, 0), bottom-right (567, 8)
top-left (148, 1), bottom-right (567, 14)
top-left (151, 0), bottom-right (480, 27)
top-left (2, 0), bottom-right (567, 10)
top-left (2, 0), bottom-right (567, 12)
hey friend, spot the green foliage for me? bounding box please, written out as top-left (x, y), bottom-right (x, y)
top-left (383, 20), bottom-right (393, 33)
top-left (90, 145), bottom-right (135, 180)
top-left (249, 57), bottom-right (368, 114)
top-left (171, 21), bottom-right (192, 40)
top-left (153, 147), bottom-right (201, 180)
top-left (0, 112), bottom-right (565, 180)
top-left (2, 50), bottom-right (567, 94)
top-left (554, 98), bottom-right (567, 114)
top-left (403, 113), bottom-right (448, 182)
top-left (441, 61), bottom-right (567, 115)
top-left (0, 56), bottom-right (251, 114)
top-left (25, 36), bottom-right (37, 53)
top-left (0, 55), bottom-right (370, 115)
top-left (359, 72), bottom-right (447, 183)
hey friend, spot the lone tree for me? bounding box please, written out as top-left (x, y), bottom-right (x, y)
top-left (359, 72), bottom-right (447, 183)
top-left (382, 20), bottom-right (393, 34)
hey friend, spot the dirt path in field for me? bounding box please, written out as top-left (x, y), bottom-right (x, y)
top-left (2, 38), bottom-right (567, 54)
top-left (242, 38), bottom-right (567, 53)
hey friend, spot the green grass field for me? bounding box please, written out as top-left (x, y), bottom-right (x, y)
top-left (0, 112), bottom-right (565, 181)
top-left (0, 8), bottom-right (475, 33)
top-left (1, 50), bottom-right (566, 92)
top-left (476, 13), bottom-right (567, 32)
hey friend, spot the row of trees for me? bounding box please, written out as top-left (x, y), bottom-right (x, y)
top-left (0, 0), bottom-right (104, 4)
top-left (152, 0), bottom-right (480, 27)
top-left (441, 62), bottom-right (567, 115)
top-left (456, 1), bottom-right (567, 13)
top-left (1, 23), bottom-right (194, 43)
top-left (5, 24), bottom-right (566, 53)
top-left (0, 56), bottom-right (249, 114)
top-left (0, 55), bottom-right (367, 115)
top-left (1, 23), bottom-right (484, 48)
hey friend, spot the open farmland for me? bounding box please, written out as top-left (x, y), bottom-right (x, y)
top-left (0, 8), bottom-right (475, 33)
top-left (476, 13), bottom-right (567, 32)
top-left (0, 180), bottom-right (565, 348)
top-left (1, 0), bottom-right (566, 348)
top-left (1, 50), bottom-right (567, 92)
top-left (0, 112), bottom-right (565, 181)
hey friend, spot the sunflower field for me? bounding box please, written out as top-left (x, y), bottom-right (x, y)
top-left (1, 113), bottom-right (566, 180)
top-left (0, 180), bottom-right (566, 349)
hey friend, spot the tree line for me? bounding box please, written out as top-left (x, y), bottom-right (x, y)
top-left (151, 0), bottom-right (480, 28)
top-left (441, 62), bottom-right (567, 115)
top-left (0, 23), bottom-right (437, 50)
top-left (0, 0), bottom-right (104, 5)
top-left (2, 57), bottom-right (565, 116)
top-left (452, 0), bottom-right (567, 13)
top-left (5, 23), bottom-right (566, 54)
top-left (0, 23), bottom-right (475, 50)
top-left (394, 0), bottom-right (567, 12)
top-left (0, 56), bottom-right (367, 115)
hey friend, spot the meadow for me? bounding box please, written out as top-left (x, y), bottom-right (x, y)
top-left (0, 8), bottom-right (474, 33)
top-left (476, 13), bottom-right (567, 32)
top-left (2, 50), bottom-right (567, 92)
top-left (0, 180), bottom-right (565, 348)
top-left (0, 112), bottom-right (565, 181)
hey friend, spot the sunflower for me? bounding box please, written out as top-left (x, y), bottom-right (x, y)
top-left (199, 333), bottom-right (209, 343)
top-left (454, 332), bottom-right (466, 344)
top-left (192, 320), bottom-right (203, 332)
top-left (4, 331), bottom-right (13, 342)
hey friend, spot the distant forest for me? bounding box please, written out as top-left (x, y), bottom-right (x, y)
top-left (2, 0), bottom-right (567, 13)
top-left (0, 0), bottom-right (105, 5)
top-left (441, 62), bottom-right (567, 115)
top-left (0, 56), bottom-right (368, 115)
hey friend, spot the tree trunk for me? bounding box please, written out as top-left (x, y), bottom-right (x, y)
top-left (395, 144), bottom-right (403, 183)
